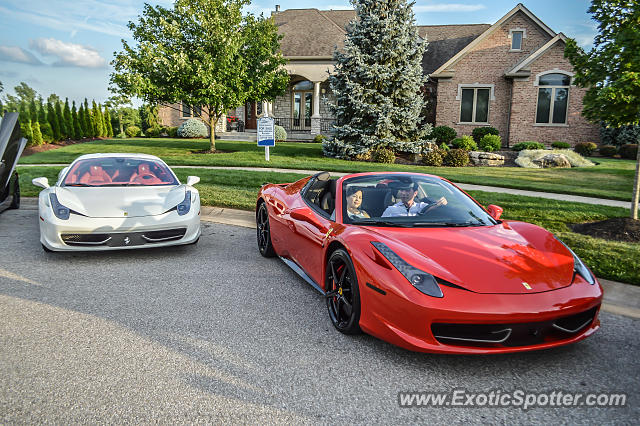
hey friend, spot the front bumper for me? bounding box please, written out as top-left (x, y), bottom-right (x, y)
top-left (39, 206), bottom-right (201, 251)
top-left (356, 260), bottom-right (603, 354)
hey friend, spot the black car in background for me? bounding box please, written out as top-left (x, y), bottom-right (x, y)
top-left (0, 112), bottom-right (26, 213)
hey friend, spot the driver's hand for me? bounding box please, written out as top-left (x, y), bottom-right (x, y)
top-left (436, 196), bottom-right (448, 206)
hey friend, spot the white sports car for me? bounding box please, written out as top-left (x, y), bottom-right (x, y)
top-left (32, 153), bottom-right (201, 251)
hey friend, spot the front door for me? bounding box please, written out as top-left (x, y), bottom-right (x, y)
top-left (245, 102), bottom-right (257, 129)
top-left (292, 91), bottom-right (313, 130)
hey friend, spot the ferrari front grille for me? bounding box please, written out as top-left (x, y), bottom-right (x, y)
top-left (431, 306), bottom-right (598, 348)
top-left (141, 228), bottom-right (186, 242)
top-left (61, 233), bottom-right (111, 245)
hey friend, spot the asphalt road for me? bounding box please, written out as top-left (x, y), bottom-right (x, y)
top-left (1, 208), bottom-right (638, 424)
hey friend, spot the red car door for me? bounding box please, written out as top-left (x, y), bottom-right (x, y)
top-left (288, 177), bottom-right (336, 286)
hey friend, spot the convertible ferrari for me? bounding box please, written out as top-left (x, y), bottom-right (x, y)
top-left (33, 153), bottom-right (201, 251)
top-left (256, 171), bottom-right (602, 354)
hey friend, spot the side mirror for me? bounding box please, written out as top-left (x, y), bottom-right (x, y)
top-left (186, 176), bottom-right (200, 186)
top-left (487, 204), bottom-right (503, 220)
top-left (32, 177), bottom-right (49, 189)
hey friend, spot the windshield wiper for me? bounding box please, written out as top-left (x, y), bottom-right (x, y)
top-left (412, 221), bottom-right (484, 227)
top-left (64, 183), bottom-right (94, 187)
top-left (351, 219), bottom-right (414, 227)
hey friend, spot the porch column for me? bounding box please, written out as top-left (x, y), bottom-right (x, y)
top-left (311, 81), bottom-right (322, 135)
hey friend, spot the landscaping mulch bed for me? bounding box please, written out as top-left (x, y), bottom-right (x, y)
top-left (22, 138), bottom-right (102, 156)
top-left (395, 149), bottom-right (519, 167)
top-left (572, 217), bottom-right (640, 243)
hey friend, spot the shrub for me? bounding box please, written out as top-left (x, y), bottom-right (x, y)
top-left (313, 134), bottom-right (326, 143)
top-left (31, 121), bottom-right (43, 146)
top-left (551, 141), bottom-right (571, 149)
top-left (165, 126), bottom-right (178, 138)
top-left (145, 126), bottom-right (162, 138)
top-left (178, 119), bottom-right (208, 138)
top-left (422, 149), bottom-right (443, 166)
top-left (354, 150), bottom-right (371, 161)
top-left (371, 146), bottom-right (395, 164)
top-left (439, 142), bottom-right (450, 151)
top-left (512, 141), bottom-right (545, 151)
top-left (116, 132), bottom-right (127, 139)
top-left (430, 125), bottom-right (457, 145)
top-left (574, 142), bottom-right (597, 156)
top-left (125, 125), bottom-right (141, 138)
top-left (451, 135), bottom-right (477, 151)
top-left (472, 126), bottom-right (499, 142)
top-left (598, 145), bottom-right (617, 157)
top-left (479, 134), bottom-right (502, 152)
top-left (443, 149), bottom-right (469, 167)
top-left (619, 144), bottom-right (638, 160)
top-left (39, 122), bottom-right (54, 143)
top-left (601, 123), bottom-right (640, 146)
top-left (275, 125), bottom-right (287, 142)
top-left (515, 149), bottom-right (595, 168)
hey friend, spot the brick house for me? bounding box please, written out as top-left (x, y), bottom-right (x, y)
top-left (159, 3), bottom-right (599, 145)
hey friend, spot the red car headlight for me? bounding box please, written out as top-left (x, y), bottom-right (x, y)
top-left (371, 241), bottom-right (443, 298)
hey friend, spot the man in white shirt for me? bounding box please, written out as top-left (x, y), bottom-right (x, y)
top-left (382, 182), bottom-right (448, 217)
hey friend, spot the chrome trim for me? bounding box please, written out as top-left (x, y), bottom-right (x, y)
top-left (552, 318), bottom-right (592, 334)
top-left (141, 233), bottom-right (184, 242)
top-left (64, 236), bottom-right (112, 245)
top-left (435, 328), bottom-right (512, 344)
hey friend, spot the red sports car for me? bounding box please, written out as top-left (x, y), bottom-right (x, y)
top-left (256, 172), bottom-right (602, 354)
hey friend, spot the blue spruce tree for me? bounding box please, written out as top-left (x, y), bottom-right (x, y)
top-left (325, 0), bottom-right (430, 159)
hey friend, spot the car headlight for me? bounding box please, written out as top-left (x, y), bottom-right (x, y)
top-left (555, 237), bottom-right (595, 285)
top-left (177, 190), bottom-right (191, 216)
top-left (49, 193), bottom-right (70, 220)
top-left (371, 241), bottom-right (443, 298)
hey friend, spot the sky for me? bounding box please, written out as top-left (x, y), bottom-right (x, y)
top-left (0, 0), bottom-right (598, 107)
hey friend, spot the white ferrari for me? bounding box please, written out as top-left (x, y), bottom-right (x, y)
top-left (32, 153), bottom-right (201, 251)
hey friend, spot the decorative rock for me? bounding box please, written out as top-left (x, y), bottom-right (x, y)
top-left (469, 151), bottom-right (505, 166)
top-left (532, 153), bottom-right (571, 168)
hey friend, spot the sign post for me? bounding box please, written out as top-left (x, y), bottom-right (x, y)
top-left (257, 113), bottom-right (275, 162)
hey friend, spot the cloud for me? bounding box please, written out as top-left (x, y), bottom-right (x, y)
top-left (0, 46), bottom-right (43, 65)
top-left (29, 38), bottom-right (107, 68)
top-left (414, 3), bottom-right (486, 13)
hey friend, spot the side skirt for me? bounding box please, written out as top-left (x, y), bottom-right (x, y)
top-left (279, 256), bottom-right (325, 295)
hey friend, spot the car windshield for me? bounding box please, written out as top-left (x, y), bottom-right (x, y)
top-left (342, 174), bottom-right (497, 227)
top-left (62, 157), bottom-right (179, 187)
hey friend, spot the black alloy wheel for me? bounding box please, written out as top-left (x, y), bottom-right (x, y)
top-left (256, 202), bottom-right (276, 257)
top-left (325, 248), bottom-right (361, 334)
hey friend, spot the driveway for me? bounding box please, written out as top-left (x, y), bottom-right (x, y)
top-left (0, 208), bottom-right (638, 423)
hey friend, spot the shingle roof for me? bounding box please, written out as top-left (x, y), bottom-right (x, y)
top-left (417, 24), bottom-right (491, 74)
top-left (273, 8), bottom-right (489, 73)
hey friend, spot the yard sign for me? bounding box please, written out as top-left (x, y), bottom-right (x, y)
top-left (257, 115), bottom-right (275, 161)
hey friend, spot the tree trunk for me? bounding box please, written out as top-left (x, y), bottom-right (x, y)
top-left (209, 115), bottom-right (216, 152)
top-left (631, 137), bottom-right (640, 220)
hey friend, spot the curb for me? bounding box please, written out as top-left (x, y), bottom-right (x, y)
top-left (18, 199), bottom-right (640, 319)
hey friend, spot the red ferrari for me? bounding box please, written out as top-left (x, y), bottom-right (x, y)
top-left (256, 172), bottom-right (602, 354)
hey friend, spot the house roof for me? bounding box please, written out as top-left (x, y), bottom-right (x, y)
top-left (274, 9), bottom-right (353, 58)
top-left (417, 24), bottom-right (491, 74)
top-left (430, 3), bottom-right (557, 77)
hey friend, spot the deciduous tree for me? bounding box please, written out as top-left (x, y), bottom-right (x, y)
top-left (565, 0), bottom-right (640, 219)
top-left (110, 0), bottom-right (288, 151)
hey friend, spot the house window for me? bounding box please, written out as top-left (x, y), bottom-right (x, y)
top-left (535, 73), bottom-right (571, 125)
top-left (509, 28), bottom-right (526, 51)
top-left (292, 80), bottom-right (314, 128)
top-left (192, 106), bottom-right (202, 118)
top-left (511, 31), bottom-right (523, 50)
top-left (460, 88), bottom-right (490, 123)
top-left (181, 102), bottom-right (191, 118)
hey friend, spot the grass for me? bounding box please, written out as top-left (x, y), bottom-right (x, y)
top-left (19, 166), bottom-right (639, 285)
top-left (19, 138), bottom-right (638, 202)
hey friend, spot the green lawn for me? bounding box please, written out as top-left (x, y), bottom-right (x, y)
top-left (19, 165), bottom-right (639, 285)
top-left (19, 138), bottom-right (638, 201)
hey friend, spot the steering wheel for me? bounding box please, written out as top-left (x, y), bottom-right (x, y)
top-left (129, 172), bottom-right (161, 185)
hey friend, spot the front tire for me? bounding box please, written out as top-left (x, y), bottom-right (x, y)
top-left (325, 249), bottom-right (361, 334)
top-left (256, 202), bottom-right (276, 257)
